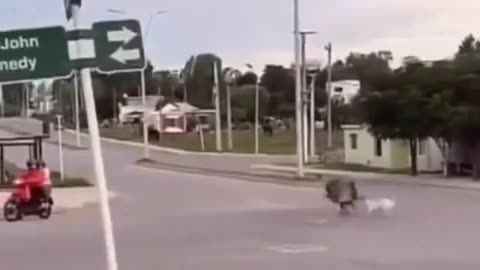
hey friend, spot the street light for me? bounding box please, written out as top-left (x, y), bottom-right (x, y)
top-left (246, 64), bottom-right (260, 155)
top-left (106, 8), bottom-right (167, 159)
top-left (299, 30), bottom-right (317, 164)
top-left (224, 68), bottom-right (242, 151)
top-left (293, 0), bottom-right (304, 177)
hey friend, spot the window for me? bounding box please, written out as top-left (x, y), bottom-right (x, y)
top-left (374, 137), bottom-right (382, 157)
top-left (418, 140), bottom-right (426, 155)
top-left (334, 87), bottom-right (343, 93)
top-left (350, 133), bottom-right (358, 150)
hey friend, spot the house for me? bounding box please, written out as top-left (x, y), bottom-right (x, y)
top-left (342, 124), bottom-right (443, 172)
top-left (118, 95), bottom-right (163, 124)
top-left (144, 102), bottom-right (215, 134)
top-left (330, 80), bottom-right (360, 105)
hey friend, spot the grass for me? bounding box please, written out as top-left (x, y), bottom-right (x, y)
top-left (309, 162), bottom-right (411, 175)
top-left (99, 125), bottom-right (344, 155)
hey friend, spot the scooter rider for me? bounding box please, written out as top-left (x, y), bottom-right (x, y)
top-left (36, 160), bottom-right (52, 199)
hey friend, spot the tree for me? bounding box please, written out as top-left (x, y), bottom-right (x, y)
top-left (183, 54), bottom-right (224, 108)
top-left (457, 34), bottom-right (476, 56)
top-left (260, 65), bottom-right (295, 116)
top-left (361, 87), bottom-right (432, 175)
top-left (230, 85), bottom-right (270, 122)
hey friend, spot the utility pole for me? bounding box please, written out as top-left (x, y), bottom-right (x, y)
top-left (309, 74), bottom-right (316, 158)
top-left (293, 0), bottom-right (304, 177)
top-left (213, 61), bottom-right (222, 152)
top-left (299, 31), bottom-right (317, 163)
top-left (325, 42), bottom-right (333, 148)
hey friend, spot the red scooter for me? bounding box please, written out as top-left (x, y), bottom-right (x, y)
top-left (3, 168), bottom-right (54, 222)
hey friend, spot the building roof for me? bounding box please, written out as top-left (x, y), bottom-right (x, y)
top-left (160, 102), bottom-right (199, 114)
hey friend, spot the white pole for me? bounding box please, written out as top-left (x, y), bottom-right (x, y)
top-left (56, 115), bottom-right (64, 182)
top-left (71, 15), bottom-right (82, 148)
top-left (141, 70), bottom-right (150, 158)
top-left (309, 76), bottom-right (316, 158)
top-left (326, 43), bottom-right (333, 148)
top-left (301, 36), bottom-right (308, 163)
top-left (72, 5), bottom-right (119, 270)
top-left (213, 61), bottom-right (222, 152)
top-left (73, 72), bottom-right (81, 147)
top-left (227, 84), bottom-right (233, 151)
top-left (199, 122), bottom-right (205, 151)
top-left (293, 0), bottom-right (304, 177)
top-left (255, 82), bottom-right (259, 154)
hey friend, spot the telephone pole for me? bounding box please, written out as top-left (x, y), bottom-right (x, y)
top-left (325, 42), bottom-right (333, 148)
top-left (293, 0), bottom-right (304, 177)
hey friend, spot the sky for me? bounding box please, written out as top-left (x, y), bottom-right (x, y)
top-left (1, 0), bottom-right (479, 74)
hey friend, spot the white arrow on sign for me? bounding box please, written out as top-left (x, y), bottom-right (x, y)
top-left (107, 27), bottom-right (138, 44)
top-left (110, 46), bottom-right (141, 64)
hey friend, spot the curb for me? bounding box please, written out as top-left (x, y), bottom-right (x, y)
top-left (64, 128), bottom-right (296, 158)
top-left (251, 164), bottom-right (480, 192)
top-left (0, 188), bottom-right (119, 211)
top-left (133, 161), bottom-right (327, 189)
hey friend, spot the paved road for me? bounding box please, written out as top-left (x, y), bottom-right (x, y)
top-left (1, 118), bottom-right (480, 270)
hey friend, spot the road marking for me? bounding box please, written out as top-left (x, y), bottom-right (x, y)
top-left (267, 244), bottom-right (328, 254)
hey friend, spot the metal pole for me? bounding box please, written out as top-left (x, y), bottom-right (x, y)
top-left (73, 72), bottom-right (81, 147)
top-left (300, 34), bottom-right (308, 163)
top-left (113, 88), bottom-right (117, 122)
top-left (56, 115), bottom-right (64, 182)
top-left (293, 0), bottom-right (304, 177)
top-left (26, 83), bottom-right (30, 117)
top-left (213, 61), bottom-right (222, 152)
top-left (309, 75), bottom-right (316, 158)
top-left (0, 146), bottom-right (4, 184)
top-left (255, 82), bottom-right (259, 154)
top-left (72, 5), bottom-right (119, 270)
top-left (326, 43), bottom-right (333, 148)
top-left (0, 84), bottom-right (4, 117)
top-left (226, 84), bottom-right (233, 150)
top-left (141, 70), bottom-right (150, 158)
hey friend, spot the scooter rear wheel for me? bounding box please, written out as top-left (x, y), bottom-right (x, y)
top-left (3, 200), bottom-right (21, 222)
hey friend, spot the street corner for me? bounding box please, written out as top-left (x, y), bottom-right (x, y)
top-left (0, 187), bottom-right (119, 213)
top-left (50, 187), bottom-right (119, 210)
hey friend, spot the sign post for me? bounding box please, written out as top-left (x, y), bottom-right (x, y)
top-left (0, 16), bottom-right (147, 270)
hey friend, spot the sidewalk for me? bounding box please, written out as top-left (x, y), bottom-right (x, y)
top-left (0, 187), bottom-right (118, 210)
top-left (251, 164), bottom-right (480, 191)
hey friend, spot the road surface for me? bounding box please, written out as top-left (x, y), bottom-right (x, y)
top-left (1, 119), bottom-right (480, 270)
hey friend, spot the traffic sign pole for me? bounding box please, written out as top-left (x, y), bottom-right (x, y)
top-left (72, 5), bottom-right (119, 270)
top-left (140, 69), bottom-right (149, 158)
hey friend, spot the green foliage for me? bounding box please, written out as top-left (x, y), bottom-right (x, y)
top-left (230, 85), bottom-right (270, 122)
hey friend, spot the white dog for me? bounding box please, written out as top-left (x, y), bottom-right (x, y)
top-left (364, 198), bottom-right (396, 215)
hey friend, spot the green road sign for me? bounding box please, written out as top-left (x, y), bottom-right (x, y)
top-left (0, 26), bottom-right (72, 84)
top-left (93, 20), bottom-right (145, 74)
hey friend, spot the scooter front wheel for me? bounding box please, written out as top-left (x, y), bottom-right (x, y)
top-left (39, 201), bottom-right (52, 220)
top-left (3, 200), bottom-right (21, 222)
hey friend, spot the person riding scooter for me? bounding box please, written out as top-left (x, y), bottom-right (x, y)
top-left (3, 160), bottom-right (54, 222)
top-left (16, 160), bottom-right (52, 203)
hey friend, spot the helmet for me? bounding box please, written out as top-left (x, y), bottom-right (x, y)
top-left (37, 160), bottom-right (46, 168)
top-left (26, 159), bottom-right (34, 169)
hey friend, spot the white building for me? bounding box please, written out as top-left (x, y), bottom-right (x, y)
top-left (342, 124), bottom-right (443, 172)
top-left (330, 80), bottom-right (360, 105)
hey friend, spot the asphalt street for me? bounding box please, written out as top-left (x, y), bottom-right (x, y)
top-left (1, 119), bottom-right (480, 270)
